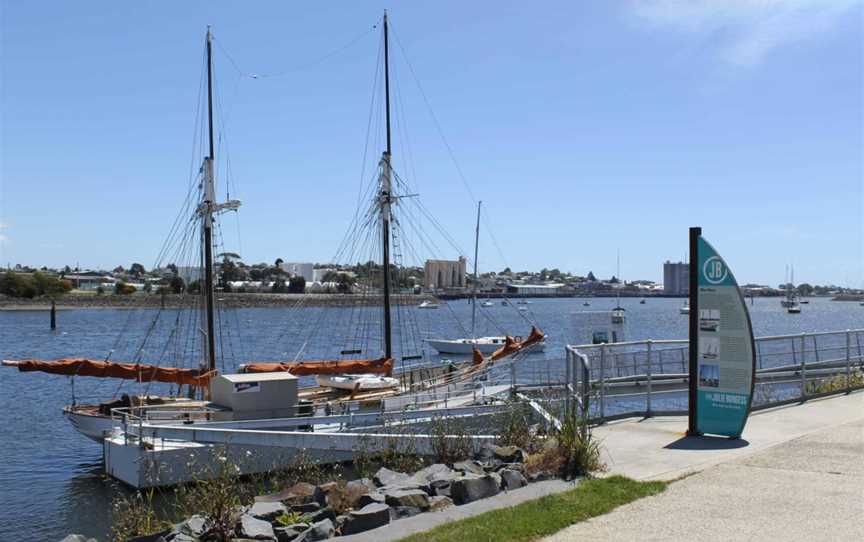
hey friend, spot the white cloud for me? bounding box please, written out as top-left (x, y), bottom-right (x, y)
top-left (627, 0), bottom-right (861, 67)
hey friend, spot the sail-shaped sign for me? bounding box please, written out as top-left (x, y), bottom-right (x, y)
top-left (688, 228), bottom-right (756, 438)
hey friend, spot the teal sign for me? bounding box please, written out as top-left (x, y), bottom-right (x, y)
top-left (691, 233), bottom-right (755, 438)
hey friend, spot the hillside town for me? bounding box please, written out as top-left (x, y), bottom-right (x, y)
top-left (1, 257), bottom-right (859, 300)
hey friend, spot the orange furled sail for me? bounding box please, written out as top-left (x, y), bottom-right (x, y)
top-left (241, 357), bottom-right (394, 376)
top-left (1, 358), bottom-right (215, 387)
top-left (490, 326), bottom-right (546, 361)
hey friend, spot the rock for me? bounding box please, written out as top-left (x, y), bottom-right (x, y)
top-left (429, 479), bottom-right (452, 497)
top-left (494, 462), bottom-right (525, 473)
top-left (389, 506), bottom-right (424, 520)
top-left (429, 495), bottom-right (454, 512)
top-left (249, 501), bottom-right (288, 522)
top-left (289, 502), bottom-right (321, 514)
top-left (169, 534), bottom-right (197, 542)
top-left (256, 482), bottom-right (318, 506)
top-left (312, 482), bottom-right (338, 506)
top-left (350, 478), bottom-right (377, 492)
top-left (477, 443), bottom-right (526, 464)
top-left (526, 471), bottom-right (554, 483)
top-left (273, 524), bottom-right (309, 542)
top-left (295, 519), bottom-right (333, 542)
top-left (298, 506), bottom-right (335, 524)
top-left (60, 536), bottom-right (100, 542)
top-left (339, 480), bottom-right (371, 509)
top-left (237, 515), bottom-right (276, 540)
top-left (452, 460), bottom-right (485, 476)
top-left (354, 491), bottom-right (386, 508)
top-left (499, 468), bottom-right (528, 490)
top-left (340, 503), bottom-right (391, 536)
top-left (411, 463), bottom-right (452, 483)
top-left (450, 473), bottom-right (501, 504)
top-left (373, 467), bottom-right (412, 487)
top-left (384, 488), bottom-right (430, 510)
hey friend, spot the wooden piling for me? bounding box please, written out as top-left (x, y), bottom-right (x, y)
top-left (50, 300), bottom-right (56, 329)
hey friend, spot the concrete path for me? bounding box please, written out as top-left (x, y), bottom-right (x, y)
top-left (545, 392), bottom-right (864, 542)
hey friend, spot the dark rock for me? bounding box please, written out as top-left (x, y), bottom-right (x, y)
top-left (494, 462), bottom-right (525, 473)
top-left (313, 482), bottom-right (338, 506)
top-left (389, 506), bottom-right (424, 520)
top-left (289, 502), bottom-right (321, 514)
top-left (450, 473), bottom-right (501, 504)
top-left (354, 491), bottom-right (386, 508)
top-left (295, 519), bottom-right (333, 542)
top-left (273, 524), bottom-right (309, 542)
top-left (237, 515), bottom-right (276, 540)
top-left (249, 501), bottom-right (288, 522)
top-left (452, 460), bottom-right (485, 476)
top-left (373, 467), bottom-right (412, 487)
top-left (384, 488), bottom-right (430, 510)
top-left (429, 495), bottom-right (454, 512)
top-left (298, 506), bottom-right (335, 524)
top-left (429, 479), bottom-right (451, 497)
top-left (340, 503), bottom-right (391, 536)
top-left (339, 480), bottom-right (371, 509)
top-left (477, 443), bottom-right (526, 464)
top-left (499, 468), bottom-right (528, 490)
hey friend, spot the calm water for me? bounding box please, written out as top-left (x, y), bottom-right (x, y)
top-left (0, 297), bottom-right (860, 541)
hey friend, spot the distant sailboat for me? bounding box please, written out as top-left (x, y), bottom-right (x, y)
top-left (611, 251), bottom-right (625, 324)
top-left (680, 300), bottom-right (690, 315)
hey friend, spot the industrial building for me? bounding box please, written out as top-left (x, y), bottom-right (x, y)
top-left (663, 261), bottom-right (689, 296)
top-left (424, 257), bottom-right (467, 290)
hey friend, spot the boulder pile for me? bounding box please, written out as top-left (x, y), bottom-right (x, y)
top-left (64, 443), bottom-right (537, 542)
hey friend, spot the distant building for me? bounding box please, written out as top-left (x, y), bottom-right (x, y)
top-left (175, 266), bottom-right (203, 283)
top-left (62, 272), bottom-right (116, 291)
top-left (279, 262), bottom-right (314, 282)
top-left (663, 261), bottom-right (689, 296)
top-left (506, 283), bottom-right (566, 296)
top-left (424, 257), bottom-right (467, 289)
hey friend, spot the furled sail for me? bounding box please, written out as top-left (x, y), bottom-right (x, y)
top-left (470, 326), bottom-right (546, 367)
top-left (1, 358), bottom-right (215, 387)
top-left (490, 326), bottom-right (546, 361)
top-left (241, 357), bottom-right (394, 376)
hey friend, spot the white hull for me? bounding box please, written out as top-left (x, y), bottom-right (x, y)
top-left (64, 407), bottom-right (117, 443)
top-left (316, 374), bottom-right (400, 391)
top-left (680, 306), bottom-right (690, 314)
top-left (418, 302), bottom-right (439, 309)
top-left (427, 337), bottom-right (546, 355)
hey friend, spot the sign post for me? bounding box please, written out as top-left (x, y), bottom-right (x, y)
top-left (687, 227), bottom-right (756, 438)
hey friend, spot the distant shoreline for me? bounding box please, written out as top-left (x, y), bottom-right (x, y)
top-left (0, 292), bottom-right (437, 311)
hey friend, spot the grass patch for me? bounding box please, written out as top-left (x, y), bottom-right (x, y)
top-left (396, 475), bottom-right (667, 542)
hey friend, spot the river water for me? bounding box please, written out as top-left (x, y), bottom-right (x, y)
top-left (0, 296), bottom-right (860, 541)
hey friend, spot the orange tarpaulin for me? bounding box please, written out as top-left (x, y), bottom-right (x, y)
top-left (242, 357), bottom-right (394, 376)
top-left (1, 358), bottom-right (215, 387)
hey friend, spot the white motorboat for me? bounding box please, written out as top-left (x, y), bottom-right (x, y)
top-left (316, 374), bottom-right (400, 391)
top-left (481, 300), bottom-right (494, 307)
top-left (427, 336), bottom-right (546, 355)
top-left (418, 301), bottom-right (440, 309)
top-left (680, 302), bottom-right (690, 315)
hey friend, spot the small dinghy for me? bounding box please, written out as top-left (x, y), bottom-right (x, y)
top-left (316, 373), bottom-right (400, 391)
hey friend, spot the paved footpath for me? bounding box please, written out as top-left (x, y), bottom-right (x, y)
top-left (544, 391), bottom-right (864, 542)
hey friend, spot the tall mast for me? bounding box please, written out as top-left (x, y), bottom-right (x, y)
top-left (471, 201), bottom-right (482, 338)
top-left (202, 26), bottom-right (218, 372)
top-left (380, 11), bottom-right (393, 359)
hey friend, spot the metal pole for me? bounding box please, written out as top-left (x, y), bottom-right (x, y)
top-left (471, 201), bottom-right (481, 339)
top-left (800, 334), bottom-right (807, 400)
top-left (646, 340), bottom-right (653, 416)
top-left (380, 11), bottom-right (393, 360)
top-left (846, 330), bottom-right (851, 393)
top-left (687, 226), bottom-right (701, 436)
top-left (600, 343), bottom-right (606, 422)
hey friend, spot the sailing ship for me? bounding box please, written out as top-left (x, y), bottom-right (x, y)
top-left (782, 265), bottom-right (801, 313)
top-left (4, 15), bottom-right (545, 442)
top-left (426, 201), bottom-right (545, 355)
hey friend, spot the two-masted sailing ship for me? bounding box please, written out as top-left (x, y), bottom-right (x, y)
top-left (3, 14), bottom-right (545, 443)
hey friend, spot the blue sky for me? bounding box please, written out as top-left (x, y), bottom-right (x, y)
top-left (1, 1), bottom-right (861, 286)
